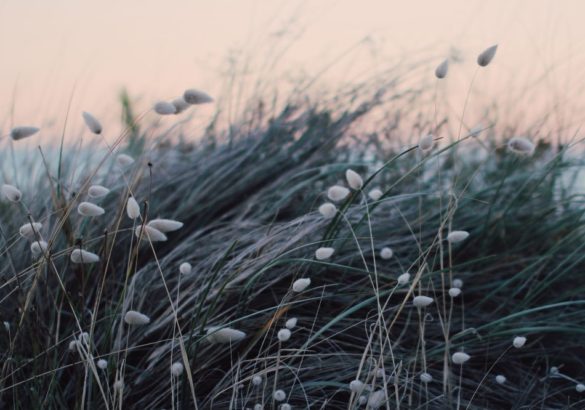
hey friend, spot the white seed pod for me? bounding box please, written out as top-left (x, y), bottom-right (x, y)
top-left (113, 379), bottom-right (124, 392)
top-left (507, 136), bottom-right (535, 156)
top-left (205, 327), bottom-right (246, 344)
top-left (367, 389), bottom-right (386, 409)
top-left (549, 366), bottom-right (559, 375)
top-left (183, 89), bottom-right (213, 105)
top-left (252, 375), bottom-right (263, 386)
top-left (315, 247), bottom-right (334, 260)
top-left (495, 374), bottom-right (506, 384)
top-left (318, 202), bottom-right (337, 219)
top-left (77, 202), bottom-right (105, 217)
top-left (70, 249), bottom-right (100, 264)
top-left (435, 59), bottom-right (449, 79)
top-left (82, 112), bottom-right (102, 135)
top-left (292, 278), bottom-right (311, 293)
top-left (413, 295), bottom-right (434, 308)
top-left (380, 247), bottom-right (393, 260)
top-left (452, 352), bottom-right (471, 365)
top-left (179, 262), bottom-right (192, 275)
top-left (447, 230), bottom-right (469, 243)
top-left (10, 126), bottom-right (40, 140)
top-left (68, 340), bottom-right (78, 351)
top-left (418, 134), bottom-right (434, 152)
top-left (254, 404), bottom-right (263, 410)
top-left (2, 184), bottom-right (22, 202)
top-left (453, 278), bottom-right (463, 289)
top-left (172, 97), bottom-right (190, 114)
top-left (147, 218), bottom-right (184, 232)
top-left (124, 310), bottom-right (151, 325)
top-left (277, 328), bottom-right (291, 342)
top-left (397, 272), bottom-right (411, 286)
top-left (358, 396), bottom-right (367, 405)
top-left (97, 359), bottom-right (108, 369)
top-left (88, 185), bottom-right (110, 198)
top-left (577, 383), bottom-right (585, 393)
top-left (116, 154), bottom-right (135, 168)
top-left (448, 287), bottom-right (462, 298)
top-left (78, 332), bottom-right (90, 345)
top-left (171, 362), bottom-right (184, 376)
top-left (368, 188), bottom-right (383, 201)
top-left (135, 225), bottom-right (168, 242)
top-left (19, 222), bottom-right (42, 239)
top-left (285, 317), bottom-right (297, 330)
top-left (420, 372), bottom-right (433, 383)
top-left (280, 404), bottom-right (291, 410)
top-left (345, 169), bottom-right (363, 190)
top-left (477, 44), bottom-right (498, 67)
top-left (349, 380), bottom-right (364, 393)
top-left (31, 240), bottom-right (48, 256)
top-left (327, 185), bottom-right (350, 202)
top-left (513, 336), bottom-right (527, 348)
top-left (154, 101), bottom-right (177, 115)
top-left (126, 196), bottom-right (140, 219)
top-left (273, 389), bottom-right (286, 402)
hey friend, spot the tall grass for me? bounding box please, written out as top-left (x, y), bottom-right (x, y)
top-left (1, 59), bottom-right (585, 410)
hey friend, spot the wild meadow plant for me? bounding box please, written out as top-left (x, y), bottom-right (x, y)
top-left (0, 44), bottom-right (584, 409)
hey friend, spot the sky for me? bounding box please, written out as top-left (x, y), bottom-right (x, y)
top-left (1, 0), bottom-right (585, 141)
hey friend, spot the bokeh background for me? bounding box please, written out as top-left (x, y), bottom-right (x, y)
top-left (1, 0), bottom-right (584, 139)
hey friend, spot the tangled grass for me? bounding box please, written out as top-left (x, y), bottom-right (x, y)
top-left (1, 61), bottom-right (585, 410)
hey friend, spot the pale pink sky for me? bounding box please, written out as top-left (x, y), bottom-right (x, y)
top-left (1, 0), bottom-right (585, 141)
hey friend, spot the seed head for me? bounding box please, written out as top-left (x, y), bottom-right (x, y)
top-left (20, 222), bottom-right (42, 239)
top-left (447, 230), bottom-right (469, 243)
top-left (345, 169), bottom-right (363, 190)
top-left (418, 134), bottom-right (434, 152)
top-left (368, 188), bottom-right (383, 201)
top-left (88, 185), bottom-right (110, 198)
top-left (495, 374), bottom-right (506, 384)
top-left (453, 278), bottom-right (463, 289)
top-left (292, 278), bottom-right (311, 293)
top-left (116, 154), bottom-right (135, 167)
top-left (273, 389), bottom-right (286, 402)
top-left (380, 247), bottom-right (393, 260)
top-left (318, 202), bottom-right (337, 219)
top-left (205, 327), bottom-right (246, 344)
top-left (277, 328), bottom-right (291, 342)
top-left (10, 126), bottom-right (39, 140)
top-left (413, 295), bottom-right (434, 308)
top-left (285, 317), bottom-right (297, 329)
top-left (172, 97), bottom-right (190, 114)
top-left (252, 375), bottom-right (263, 386)
top-left (97, 359), bottom-right (108, 369)
top-left (452, 351), bottom-right (471, 365)
top-left (31, 240), bottom-right (48, 257)
top-left (367, 390), bottom-right (386, 409)
top-left (147, 218), bottom-right (184, 232)
top-left (315, 247), bottom-right (334, 260)
top-left (183, 89), bottom-right (213, 105)
top-left (124, 310), bottom-right (151, 325)
top-left (349, 380), bottom-right (364, 393)
top-left (135, 225), bottom-right (168, 242)
top-left (126, 196), bottom-right (140, 219)
top-left (281, 404), bottom-right (291, 410)
top-left (397, 272), bottom-right (410, 285)
top-left (77, 202), bottom-right (105, 217)
top-left (477, 44), bottom-right (498, 67)
top-left (70, 249), bottom-right (100, 264)
top-left (420, 372), bottom-right (433, 383)
top-left (82, 112), bottom-right (102, 135)
top-left (113, 379), bottom-right (124, 392)
top-left (507, 136), bottom-right (535, 156)
top-left (435, 59), bottom-right (449, 79)
top-left (154, 101), bottom-right (177, 115)
top-left (448, 287), bottom-right (462, 298)
top-left (2, 184), bottom-right (22, 202)
top-left (327, 185), bottom-right (350, 202)
top-left (179, 262), bottom-right (192, 274)
top-left (513, 336), bottom-right (527, 348)
top-left (171, 362), bottom-right (184, 376)
top-left (577, 383), bottom-right (585, 393)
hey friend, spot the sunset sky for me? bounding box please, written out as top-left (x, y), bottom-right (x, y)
top-left (1, 0), bottom-right (584, 140)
